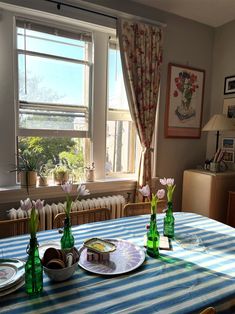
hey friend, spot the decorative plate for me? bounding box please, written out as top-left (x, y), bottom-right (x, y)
top-left (0, 259), bottom-right (25, 292)
top-left (0, 278), bottom-right (24, 297)
top-left (78, 238), bottom-right (146, 275)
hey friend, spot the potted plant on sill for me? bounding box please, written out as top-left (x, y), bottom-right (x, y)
top-left (38, 163), bottom-right (51, 187)
top-left (52, 161), bottom-right (70, 185)
top-left (11, 151), bottom-right (39, 191)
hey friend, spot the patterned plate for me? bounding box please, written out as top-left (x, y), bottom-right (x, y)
top-left (0, 259), bottom-right (25, 291)
top-left (0, 277), bottom-right (24, 297)
top-left (78, 238), bottom-right (146, 275)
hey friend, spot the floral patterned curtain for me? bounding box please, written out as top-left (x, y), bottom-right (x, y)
top-left (118, 19), bottom-right (163, 192)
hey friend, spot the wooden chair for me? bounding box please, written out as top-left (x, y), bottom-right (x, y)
top-left (53, 208), bottom-right (111, 229)
top-left (200, 307), bottom-right (216, 314)
top-left (0, 217), bottom-right (29, 238)
top-left (123, 200), bottom-right (167, 217)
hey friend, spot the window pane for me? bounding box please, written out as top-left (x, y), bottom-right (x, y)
top-left (18, 54), bottom-right (89, 106)
top-left (107, 44), bottom-right (140, 176)
top-left (19, 108), bottom-right (88, 131)
top-left (17, 22), bottom-right (92, 135)
top-left (106, 121), bottom-right (133, 173)
top-left (17, 28), bottom-right (87, 61)
top-left (18, 136), bottom-right (90, 183)
top-left (108, 48), bottom-right (128, 110)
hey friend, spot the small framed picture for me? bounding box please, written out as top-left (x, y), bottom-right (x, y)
top-left (222, 137), bottom-right (235, 150)
top-left (224, 76), bottom-right (235, 94)
top-left (223, 98), bottom-right (235, 118)
top-left (223, 151), bottom-right (234, 163)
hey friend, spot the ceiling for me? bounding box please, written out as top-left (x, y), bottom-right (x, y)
top-left (131, 0), bottom-right (235, 27)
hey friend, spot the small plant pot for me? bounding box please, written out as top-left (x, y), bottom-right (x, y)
top-left (20, 171), bottom-right (37, 188)
top-left (210, 162), bottom-right (220, 173)
top-left (54, 172), bottom-right (69, 185)
top-left (85, 169), bottom-right (94, 182)
top-left (39, 176), bottom-right (48, 187)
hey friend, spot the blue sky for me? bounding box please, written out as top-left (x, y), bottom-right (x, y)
top-left (18, 28), bottom-right (128, 110)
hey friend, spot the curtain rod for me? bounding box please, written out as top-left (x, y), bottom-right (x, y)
top-left (44, 0), bottom-right (116, 20)
top-left (43, 0), bottom-right (166, 27)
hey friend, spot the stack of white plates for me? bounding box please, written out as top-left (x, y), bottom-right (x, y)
top-left (0, 259), bottom-right (25, 297)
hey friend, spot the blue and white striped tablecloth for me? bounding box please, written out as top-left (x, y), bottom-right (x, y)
top-left (1, 212), bottom-right (235, 314)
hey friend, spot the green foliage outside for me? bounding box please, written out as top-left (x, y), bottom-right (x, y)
top-left (18, 137), bottom-right (85, 180)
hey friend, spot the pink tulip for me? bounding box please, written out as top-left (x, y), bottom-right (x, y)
top-left (156, 189), bottom-right (165, 200)
top-left (20, 198), bottom-right (32, 211)
top-left (160, 177), bottom-right (174, 187)
top-left (77, 184), bottom-right (90, 196)
top-left (139, 184), bottom-right (150, 198)
top-left (61, 182), bottom-right (73, 194)
top-left (166, 178), bottom-right (174, 186)
top-left (159, 177), bottom-right (167, 185)
top-left (32, 199), bottom-right (44, 210)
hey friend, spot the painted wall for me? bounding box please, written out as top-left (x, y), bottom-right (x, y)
top-left (0, 9), bottom-right (16, 186)
top-left (0, 0), bottom-right (215, 211)
top-left (208, 20), bottom-right (235, 164)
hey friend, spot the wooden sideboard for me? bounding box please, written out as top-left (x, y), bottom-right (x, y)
top-left (182, 169), bottom-right (235, 223)
top-left (227, 191), bottom-right (235, 227)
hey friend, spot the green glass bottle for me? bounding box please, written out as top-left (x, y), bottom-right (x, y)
top-left (147, 201), bottom-right (159, 258)
top-left (61, 216), bottom-right (75, 251)
top-left (164, 201), bottom-right (175, 238)
top-left (25, 237), bottom-right (43, 295)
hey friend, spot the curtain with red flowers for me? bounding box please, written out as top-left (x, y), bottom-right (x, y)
top-left (118, 19), bottom-right (163, 192)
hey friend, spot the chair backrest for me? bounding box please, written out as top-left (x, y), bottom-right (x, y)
top-left (123, 200), bottom-right (167, 217)
top-left (0, 217), bottom-right (29, 238)
top-left (53, 208), bottom-right (111, 229)
top-left (200, 307), bottom-right (216, 314)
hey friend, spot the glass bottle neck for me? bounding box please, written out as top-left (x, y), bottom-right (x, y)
top-left (150, 213), bottom-right (157, 231)
top-left (64, 216), bottom-right (71, 228)
top-left (150, 213), bottom-right (156, 220)
top-left (28, 237), bottom-right (40, 257)
top-left (151, 204), bottom-right (156, 215)
top-left (167, 202), bottom-right (173, 214)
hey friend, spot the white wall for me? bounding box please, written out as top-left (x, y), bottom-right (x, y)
top-left (0, 10), bottom-right (16, 186)
top-left (0, 0), bottom-right (215, 211)
top-left (156, 13), bottom-right (213, 211)
top-left (208, 20), bottom-right (235, 165)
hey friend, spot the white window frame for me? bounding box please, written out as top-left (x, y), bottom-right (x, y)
top-left (106, 41), bottom-right (138, 176)
top-left (12, 12), bottom-right (137, 182)
top-left (15, 18), bottom-right (93, 139)
top-left (107, 109), bottom-right (137, 175)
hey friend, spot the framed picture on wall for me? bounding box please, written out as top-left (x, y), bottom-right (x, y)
top-left (223, 150), bottom-right (234, 163)
top-left (223, 97), bottom-right (235, 118)
top-left (165, 63), bottom-right (205, 138)
top-left (222, 137), bottom-right (235, 150)
top-left (224, 76), bottom-right (235, 94)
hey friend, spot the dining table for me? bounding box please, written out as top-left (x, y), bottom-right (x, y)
top-left (1, 212), bottom-right (235, 314)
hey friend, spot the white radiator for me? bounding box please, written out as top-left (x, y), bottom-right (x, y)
top-left (8, 195), bottom-right (126, 231)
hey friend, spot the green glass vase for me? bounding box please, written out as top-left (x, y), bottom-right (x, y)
top-left (61, 216), bottom-right (75, 251)
top-left (25, 237), bottom-right (43, 295)
top-left (164, 201), bottom-right (175, 238)
top-left (146, 202), bottom-right (159, 258)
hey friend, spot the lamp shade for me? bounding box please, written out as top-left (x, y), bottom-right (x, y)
top-left (202, 114), bottom-right (235, 131)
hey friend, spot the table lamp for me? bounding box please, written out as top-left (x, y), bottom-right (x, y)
top-left (202, 114), bottom-right (235, 152)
